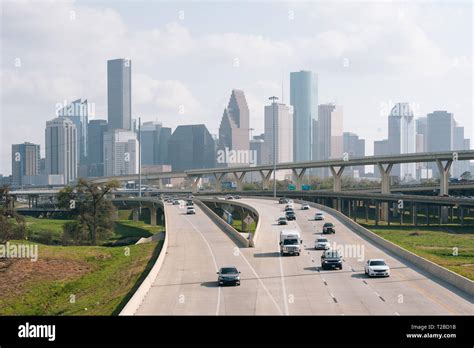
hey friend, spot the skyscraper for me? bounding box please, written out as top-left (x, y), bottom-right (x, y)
top-left (57, 99), bottom-right (89, 164)
top-left (87, 119), bottom-right (108, 177)
top-left (290, 71), bottom-right (318, 162)
top-left (45, 117), bottom-right (78, 184)
top-left (167, 124), bottom-right (215, 171)
top-left (388, 103), bottom-right (416, 181)
top-left (141, 121), bottom-right (172, 165)
top-left (103, 129), bottom-right (139, 176)
top-left (343, 132), bottom-right (365, 177)
top-left (262, 102), bottom-right (293, 180)
top-left (426, 111), bottom-right (455, 178)
top-left (218, 89), bottom-right (250, 166)
top-left (11, 142), bottom-right (40, 187)
top-left (316, 103), bottom-right (343, 177)
top-left (107, 58), bottom-right (132, 131)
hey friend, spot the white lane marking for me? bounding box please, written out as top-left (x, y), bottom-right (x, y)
top-left (395, 312), bottom-right (400, 316)
top-left (183, 214), bottom-right (221, 316)
top-left (277, 241), bottom-right (290, 316)
top-left (238, 251), bottom-right (284, 315)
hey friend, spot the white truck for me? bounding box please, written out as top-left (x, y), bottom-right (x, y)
top-left (279, 230), bottom-right (302, 256)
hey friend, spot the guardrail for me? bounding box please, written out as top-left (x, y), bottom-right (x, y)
top-left (119, 201), bottom-right (171, 315)
top-left (195, 198), bottom-right (261, 248)
top-left (293, 199), bottom-right (474, 296)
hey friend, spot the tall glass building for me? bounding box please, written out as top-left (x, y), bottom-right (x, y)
top-left (290, 70), bottom-right (318, 162)
top-left (107, 58), bottom-right (132, 131)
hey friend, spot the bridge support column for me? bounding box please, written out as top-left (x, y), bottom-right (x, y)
top-left (156, 178), bottom-right (163, 190)
top-left (292, 168), bottom-right (306, 191)
top-left (191, 175), bottom-right (202, 193)
top-left (377, 163), bottom-right (393, 221)
top-left (233, 172), bottom-right (247, 191)
top-left (213, 173), bottom-right (226, 192)
top-left (436, 159), bottom-right (452, 197)
top-left (259, 170), bottom-right (273, 190)
top-left (329, 166), bottom-right (345, 192)
top-left (149, 207), bottom-right (157, 226)
top-left (133, 208), bottom-right (140, 221)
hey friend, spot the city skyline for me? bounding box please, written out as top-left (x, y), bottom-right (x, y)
top-left (1, 1), bottom-right (473, 175)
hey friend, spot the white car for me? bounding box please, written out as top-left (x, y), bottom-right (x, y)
top-left (314, 212), bottom-right (325, 220)
top-left (365, 259), bottom-right (390, 277)
top-left (186, 207), bottom-right (196, 215)
top-left (301, 204), bottom-right (310, 210)
top-left (315, 237), bottom-right (330, 250)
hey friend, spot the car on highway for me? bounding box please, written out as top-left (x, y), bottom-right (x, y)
top-left (314, 212), bottom-right (325, 220)
top-left (285, 211), bottom-right (296, 220)
top-left (365, 259), bottom-right (390, 277)
top-left (322, 222), bottom-right (335, 234)
top-left (321, 250), bottom-right (343, 270)
top-left (186, 200), bottom-right (193, 206)
top-left (301, 204), bottom-right (310, 210)
top-left (186, 206), bottom-right (196, 214)
top-left (315, 237), bottom-right (331, 250)
top-left (172, 200), bottom-right (180, 205)
top-left (234, 195), bottom-right (241, 199)
top-left (225, 195), bottom-right (234, 200)
top-left (217, 266), bottom-right (241, 286)
top-left (284, 206), bottom-right (294, 212)
top-left (277, 217), bottom-right (288, 225)
top-left (279, 197), bottom-right (289, 204)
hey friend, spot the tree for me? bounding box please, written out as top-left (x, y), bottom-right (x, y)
top-left (58, 179), bottom-right (120, 245)
top-left (0, 185), bottom-right (26, 244)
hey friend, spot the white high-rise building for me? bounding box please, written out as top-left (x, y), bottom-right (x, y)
top-left (45, 117), bottom-right (78, 184)
top-left (388, 103), bottom-right (416, 181)
top-left (104, 129), bottom-right (139, 176)
top-left (262, 102), bottom-right (293, 180)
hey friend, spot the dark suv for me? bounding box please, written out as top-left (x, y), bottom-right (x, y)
top-left (217, 267), bottom-right (241, 286)
top-left (286, 211), bottom-right (296, 221)
top-left (321, 250), bottom-right (343, 270)
top-left (322, 222), bottom-right (335, 234)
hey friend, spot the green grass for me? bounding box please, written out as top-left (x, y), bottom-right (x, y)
top-left (360, 221), bottom-right (474, 281)
top-left (24, 217), bottom-right (72, 244)
top-left (231, 219), bottom-right (257, 233)
top-left (0, 240), bottom-right (162, 315)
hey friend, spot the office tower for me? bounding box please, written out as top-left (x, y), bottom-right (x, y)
top-left (58, 99), bottom-right (89, 164)
top-left (167, 125), bottom-right (215, 171)
top-left (45, 117), bottom-right (78, 184)
top-left (11, 142), bottom-right (40, 187)
top-left (218, 90), bottom-right (250, 166)
top-left (141, 121), bottom-right (172, 166)
top-left (103, 129), bottom-right (138, 176)
top-left (250, 134), bottom-right (264, 166)
top-left (426, 111), bottom-right (455, 178)
top-left (387, 103), bottom-right (416, 181)
top-left (107, 58), bottom-right (132, 131)
top-left (316, 103), bottom-right (343, 177)
top-left (87, 119), bottom-right (108, 177)
top-left (415, 117), bottom-right (428, 152)
top-left (343, 132), bottom-right (365, 177)
top-left (290, 70), bottom-right (318, 162)
top-left (262, 102), bottom-right (293, 180)
top-left (453, 124), bottom-right (470, 177)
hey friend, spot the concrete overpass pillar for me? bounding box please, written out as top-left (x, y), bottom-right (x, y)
top-left (329, 166), bottom-right (345, 192)
top-left (232, 172), bottom-right (247, 192)
top-left (213, 173), bottom-right (226, 192)
top-left (149, 207), bottom-right (157, 226)
top-left (156, 178), bottom-right (163, 190)
top-left (292, 168), bottom-right (306, 191)
top-left (132, 208), bottom-right (140, 221)
top-left (259, 170), bottom-right (273, 190)
top-left (377, 163), bottom-right (393, 222)
top-left (436, 159), bottom-right (452, 197)
top-left (191, 175), bottom-right (202, 193)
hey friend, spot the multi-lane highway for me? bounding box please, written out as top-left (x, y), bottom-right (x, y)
top-left (135, 198), bottom-right (473, 315)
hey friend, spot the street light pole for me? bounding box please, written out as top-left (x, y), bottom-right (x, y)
top-left (138, 117), bottom-right (142, 200)
top-left (269, 96), bottom-right (279, 198)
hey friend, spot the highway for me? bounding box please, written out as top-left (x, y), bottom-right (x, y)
top-left (135, 198), bottom-right (473, 315)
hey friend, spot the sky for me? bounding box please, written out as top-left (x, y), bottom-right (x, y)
top-left (0, 0), bottom-right (473, 175)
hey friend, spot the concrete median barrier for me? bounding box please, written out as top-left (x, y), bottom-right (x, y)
top-left (195, 198), bottom-right (261, 248)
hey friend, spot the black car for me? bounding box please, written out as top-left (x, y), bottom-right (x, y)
top-left (277, 217), bottom-right (288, 225)
top-left (186, 200), bottom-right (193, 206)
top-left (217, 267), bottom-right (241, 286)
top-left (322, 222), bottom-right (335, 234)
top-left (286, 211), bottom-right (296, 221)
top-left (284, 206), bottom-right (294, 212)
top-left (234, 195), bottom-right (241, 199)
top-left (279, 198), bottom-right (289, 204)
top-left (321, 250), bottom-right (343, 270)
